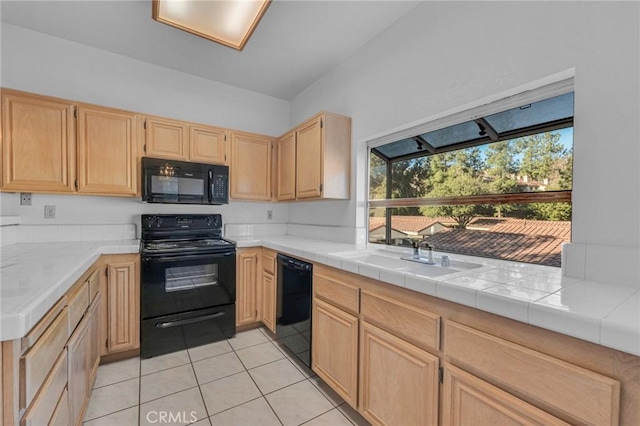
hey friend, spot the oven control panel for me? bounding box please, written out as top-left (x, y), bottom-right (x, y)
top-left (142, 214), bottom-right (222, 230)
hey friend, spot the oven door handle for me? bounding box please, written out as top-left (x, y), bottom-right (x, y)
top-left (142, 252), bottom-right (234, 262)
top-left (155, 311), bottom-right (226, 329)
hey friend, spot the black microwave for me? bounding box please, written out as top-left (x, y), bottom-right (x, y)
top-left (141, 157), bottom-right (228, 205)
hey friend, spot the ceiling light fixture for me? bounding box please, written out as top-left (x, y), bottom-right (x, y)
top-left (152, 0), bottom-right (271, 51)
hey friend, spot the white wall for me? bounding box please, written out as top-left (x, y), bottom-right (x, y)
top-left (0, 23), bottom-right (291, 232)
top-left (289, 1), bottom-right (640, 250)
top-left (1, 24), bottom-right (290, 135)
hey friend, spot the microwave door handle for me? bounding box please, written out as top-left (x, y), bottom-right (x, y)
top-left (208, 170), bottom-right (213, 203)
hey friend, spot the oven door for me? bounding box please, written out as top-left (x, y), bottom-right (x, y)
top-left (141, 251), bottom-right (236, 319)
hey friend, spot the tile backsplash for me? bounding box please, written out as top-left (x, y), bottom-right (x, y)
top-left (3, 223), bottom-right (137, 244)
top-left (286, 223), bottom-right (361, 244)
top-left (224, 223), bottom-right (288, 238)
top-left (562, 242), bottom-right (640, 288)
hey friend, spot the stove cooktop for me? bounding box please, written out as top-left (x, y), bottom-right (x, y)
top-left (140, 214), bottom-right (235, 256)
top-left (143, 238), bottom-right (234, 252)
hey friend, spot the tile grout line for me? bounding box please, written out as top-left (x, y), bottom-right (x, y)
top-left (82, 375), bottom-right (140, 423)
top-left (87, 328), bottom-right (360, 425)
top-left (259, 327), bottom-right (351, 426)
top-left (83, 404), bottom-right (139, 425)
top-left (227, 329), bottom-right (285, 426)
top-left (184, 343), bottom-right (214, 425)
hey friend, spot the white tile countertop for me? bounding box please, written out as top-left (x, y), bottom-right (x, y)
top-left (230, 235), bottom-right (640, 357)
top-left (0, 240), bottom-right (139, 341)
top-left (1, 236), bottom-right (638, 358)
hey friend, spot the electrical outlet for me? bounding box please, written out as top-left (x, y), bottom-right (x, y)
top-left (44, 205), bottom-right (56, 219)
top-left (267, 210), bottom-right (273, 220)
top-left (20, 193), bottom-right (32, 206)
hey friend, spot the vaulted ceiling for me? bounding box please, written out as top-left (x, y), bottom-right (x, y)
top-left (1, 0), bottom-right (420, 100)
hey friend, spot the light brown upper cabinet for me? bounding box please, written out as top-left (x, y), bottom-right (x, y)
top-left (1, 89), bottom-right (140, 197)
top-left (294, 112), bottom-right (351, 200)
top-left (144, 116), bottom-right (228, 165)
top-left (144, 116), bottom-right (189, 161)
top-left (230, 131), bottom-right (273, 201)
top-left (276, 131), bottom-right (296, 201)
top-left (190, 125), bottom-right (228, 164)
top-left (1, 89), bottom-right (76, 193)
top-left (77, 105), bottom-right (138, 196)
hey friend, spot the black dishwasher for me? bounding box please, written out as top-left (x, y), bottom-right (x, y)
top-left (276, 253), bottom-right (313, 367)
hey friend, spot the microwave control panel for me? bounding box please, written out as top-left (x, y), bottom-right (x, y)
top-left (211, 173), bottom-right (228, 201)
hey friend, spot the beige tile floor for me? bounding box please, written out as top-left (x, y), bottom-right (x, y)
top-left (83, 327), bottom-right (370, 426)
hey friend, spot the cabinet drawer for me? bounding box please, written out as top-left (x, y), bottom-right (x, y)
top-left (444, 321), bottom-right (620, 425)
top-left (87, 269), bottom-right (100, 303)
top-left (20, 308), bottom-right (69, 409)
top-left (313, 271), bottom-right (359, 315)
top-left (442, 362), bottom-right (569, 426)
top-left (68, 281), bottom-right (89, 334)
top-left (361, 290), bottom-right (440, 352)
top-left (20, 348), bottom-right (68, 425)
top-left (21, 297), bottom-right (66, 352)
top-left (263, 249), bottom-right (276, 275)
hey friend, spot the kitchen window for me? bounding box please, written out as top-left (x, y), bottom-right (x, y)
top-left (368, 88), bottom-right (573, 267)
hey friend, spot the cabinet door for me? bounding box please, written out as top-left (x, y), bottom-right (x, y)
top-left (144, 116), bottom-right (188, 160)
top-left (359, 321), bottom-right (439, 426)
top-left (442, 363), bottom-right (569, 426)
top-left (106, 257), bottom-right (139, 354)
top-left (77, 106), bottom-right (138, 196)
top-left (261, 271), bottom-right (276, 334)
top-left (311, 298), bottom-right (358, 408)
top-left (236, 249), bottom-right (260, 326)
top-left (67, 315), bottom-right (90, 426)
top-left (295, 117), bottom-right (323, 199)
top-left (1, 90), bottom-right (75, 193)
top-left (190, 125), bottom-right (228, 164)
top-left (276, 131), bottom-right (296, 201)
top-left (87, 293), bottom-right (101, 390)
top-left (48, 388), bottom-right (69, 426)
top-left (230, 132), bottom-right (272, 201)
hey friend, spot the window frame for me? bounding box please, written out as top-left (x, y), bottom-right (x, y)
top-left (367, 79), bottom-right (574, 253)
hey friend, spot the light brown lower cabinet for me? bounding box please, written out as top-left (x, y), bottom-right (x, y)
top-left (3, 257), bottom-right (140, 426)
top-left (19, 350), bottom-right (68, 426)
top-left (311, 298), bottom-right (358, 408)
top-left (442, 362), bottom-right (568, 426)
top-left (87, 293), bottom-right (101, 390)
top-left (310, 264), bottom-right (636, 426)
top-left (48, 387), bottom-right (70, 426)
top-left (68, 281), bottom-right (102, 426)
top-left (100, 254), bottom-right (139, 355)
top-left (261, 270), bottom-right (277, 333)
top-left (359, 321), bottom-right (439, 426)
top-left (67, 314), bottom-right (90, 426)
top-left (236, 248), bottom-right (260, 326)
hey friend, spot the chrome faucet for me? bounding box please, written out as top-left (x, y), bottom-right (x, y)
top-left (418, 241), bottom-right (434, 264)
top-left (402, 239), bottom-right (421, 259)
top-left (405, 239), bottom-right (435, 262)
